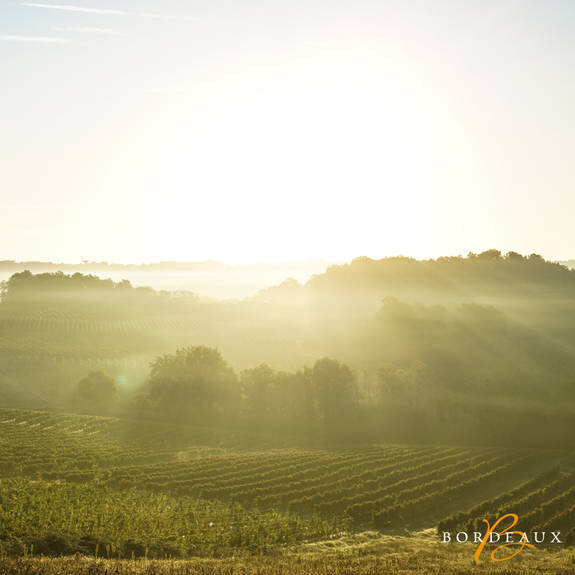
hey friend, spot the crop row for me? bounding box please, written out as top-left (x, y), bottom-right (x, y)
top-left (438, 466), bottom-right (575, 538)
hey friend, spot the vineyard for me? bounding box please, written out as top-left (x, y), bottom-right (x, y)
top-left (439, 460), bottom-right (575, 538)
top-left (0, 303), bottom-right (202, 410)
top-left (0, 310), bottom-right (196, 360)
top-left (0, 408), bottom-right (572, 559)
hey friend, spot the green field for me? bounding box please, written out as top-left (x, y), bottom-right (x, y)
top-left (0, 408), bottom-right (573, 569)
top-left (2, 260), bottom-right (575, 573)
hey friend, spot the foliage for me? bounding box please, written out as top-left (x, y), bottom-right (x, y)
top-left (147, 347), bottom-right (239, 422)
top-left (0, 408), bottom-right (570, 560)
top-left (78, 371), bottom-right (118, 406)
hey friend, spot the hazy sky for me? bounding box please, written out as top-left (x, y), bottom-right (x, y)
top-left (1, 0), bottom-right (574, 263)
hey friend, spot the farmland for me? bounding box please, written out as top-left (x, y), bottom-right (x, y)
top-left (2, 262), bottom-right (575, 573)
top-left (2, 536), bottom-right (575, 575)
top-left (0, 408), bottom-right (573, 565)
top-left (440, 464), bottom-right (575, 537)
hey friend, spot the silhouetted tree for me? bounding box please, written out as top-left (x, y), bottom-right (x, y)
top-left (477, 249), bottom-right (502, 260)
top-left (240, 363), bottom-right (275, 421)
top-left (308, 358), bottom-right (357, 431)
top-left (505, 251), bottom-right (524, 261)
top-left (148, 346), bottom-right (239, 422)
top-left (78, 371), bottom-right (117, 405)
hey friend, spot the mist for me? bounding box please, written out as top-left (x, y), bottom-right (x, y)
top-left (2, 250), bottom-right (575, 448)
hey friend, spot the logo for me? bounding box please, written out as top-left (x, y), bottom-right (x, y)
top-left (441, 513), bottom-right (562, 563)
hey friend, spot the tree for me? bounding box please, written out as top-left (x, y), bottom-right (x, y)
top-left (376, 361), bottom-right (435, 442)
top-left (477, 249), bottom-right (502, 260)
top-left (240, 364), bottom-right (275, 421)
top-left (308, 358), bottom-right (357, 431)
top-left (148, 346), bottom-right (239, 422)
top-left (528, 253), bottom-right (545, 263)
top-left (78, 371), bottom-right (117, 406)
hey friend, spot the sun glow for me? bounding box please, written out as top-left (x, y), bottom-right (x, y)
top-left (154, 43), bottom-right (452, 263)
top-left (2, 1), bottom-right (575, 263)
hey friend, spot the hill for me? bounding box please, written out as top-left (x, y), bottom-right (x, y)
top-left (1, 253), bottom-right (575, 447)
top-left (0, 408), bottom-right (573, 560)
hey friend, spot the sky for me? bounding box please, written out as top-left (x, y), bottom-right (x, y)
top-left (1, 0), bottom-right (574, 264)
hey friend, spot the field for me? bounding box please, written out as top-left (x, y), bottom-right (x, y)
top-left (1, 535), bottom-right (575, 575)
top-left (440, 466), bottom-right (575, 536)
top-left (1, 407), bottom-right (574, 573)
top-left (0, 310), bottom-right (194, 360)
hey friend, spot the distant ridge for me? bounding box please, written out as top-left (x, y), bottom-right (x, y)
top-left (0, 260), bottom-right (331, 272)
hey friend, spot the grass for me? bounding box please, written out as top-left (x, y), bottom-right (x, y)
top-left (1, 534), bottom-right (575, 574)
top-left (1, 408), bottom-right (574, 572)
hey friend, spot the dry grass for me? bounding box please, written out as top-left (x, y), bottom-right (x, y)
top-left (1, 535), bottom-right (574, 575)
